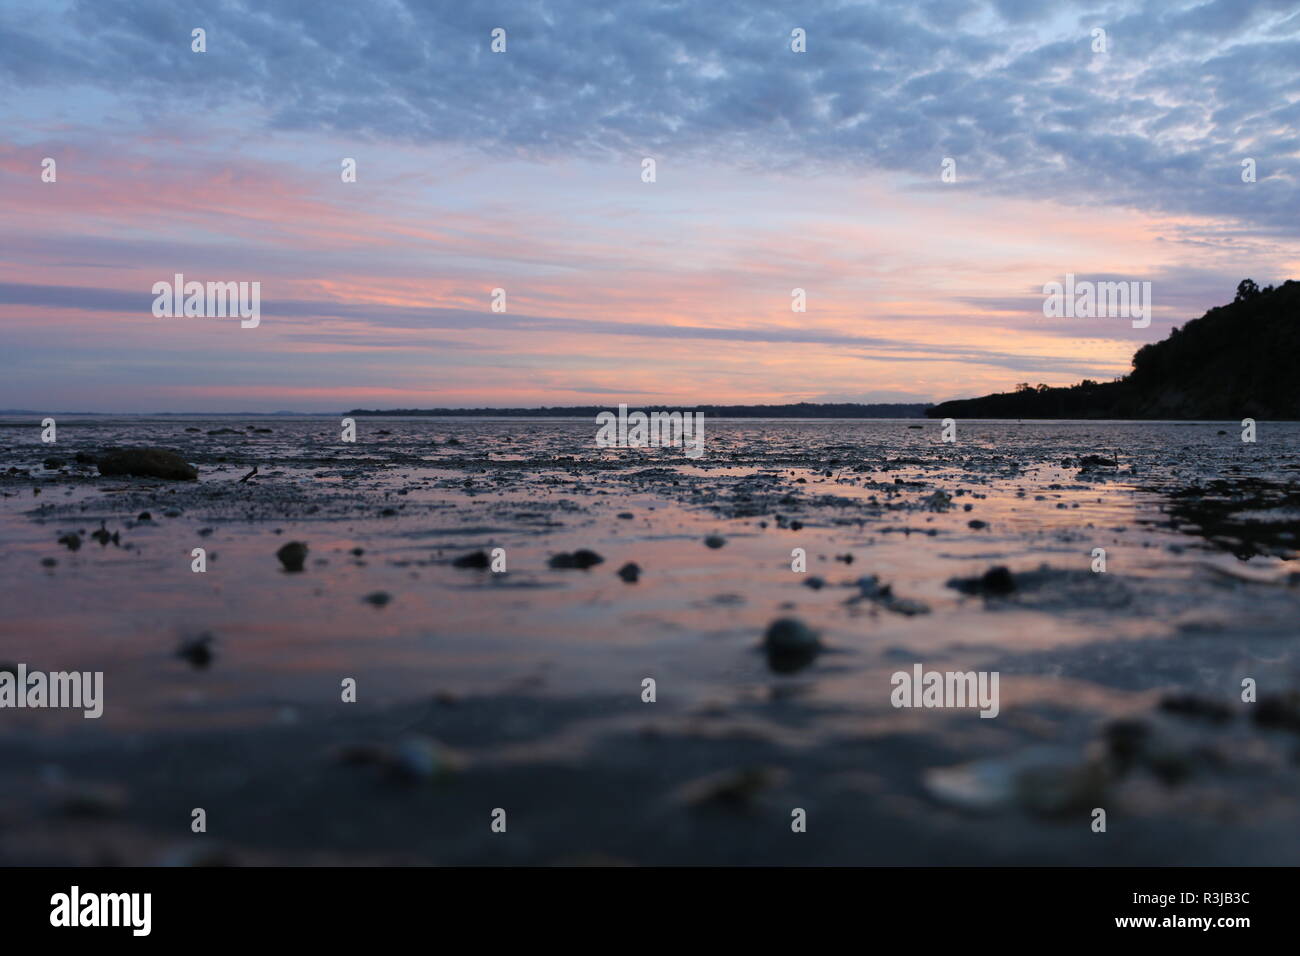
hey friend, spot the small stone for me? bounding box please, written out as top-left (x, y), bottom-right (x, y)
top-left (42, 457), bottom-right (66, 469)
top-left (704, 535), bottom-right (726, 549)
top-left (617, 562), bottom-right (641, 583)
top-left (452, 550), bottom-right (491, 569)
top-left (925, 748), bottom-right (1106, 816)
top-left (923, 490), bottom-right (953, 511)
top-left (762, 617), bottom-right (821, 673)
top-left (1254, 692), bottom-right (1300, 732)
top-left (363, 591), bottom-right (392, 607)
top-left (548, 549), bottom-right (604, 570)
top-left (137, 512), bottom-right (152, 522)
top-left (948, 565), bottom-right (1016, 596)
top-left (276, 541), bottom-right (309, 572)
top-left (90, 523), bottom-right (118, 547)
top-left (389, 735), bottom-right (461, 782)
top-left (177, 633), bottom-right (215, 669)
top-left (1158, 693), bottom-right (1233, 723)
top-left (764, 617), bottom-right (819, 653)
top-left (55, 785), bottom-right (128, 818)
top-left (674, 767), bottom-right (786, 810)
top-left (57, 532), bottom-right (81, 551)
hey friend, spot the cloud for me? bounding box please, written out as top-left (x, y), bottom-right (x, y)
top-left (1, 0), bottom-right (1296, 236)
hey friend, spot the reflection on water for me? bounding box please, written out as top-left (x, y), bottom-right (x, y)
top-left (1, 417), bottom-right (1298, 864)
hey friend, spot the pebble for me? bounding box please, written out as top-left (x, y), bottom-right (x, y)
top-left (276, 541), bottom-right (309, 572)
top-left (177, 633), bottom-right (215, 669)
top-left (548, 549), bottom-right (604, 570)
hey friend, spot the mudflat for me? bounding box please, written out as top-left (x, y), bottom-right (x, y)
top-left (2, 416), bottom-right (1298, 865)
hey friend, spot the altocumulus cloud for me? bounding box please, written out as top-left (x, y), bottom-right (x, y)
top-left (1, 0), bottom-right (1297, 235)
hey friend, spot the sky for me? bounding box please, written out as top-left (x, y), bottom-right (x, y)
top-left (1, 0), bottom-right (1298, 412)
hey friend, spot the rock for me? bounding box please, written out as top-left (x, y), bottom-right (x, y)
top-left (856, 575), bottom-right (888, 598)
top-left (548, 549), bottom-right (604, 570)
top-left (617, 561), bottom-right (641, 583)
top-left (673, 766), bottom-right (787, 810)
top-left (1158, 693), bottom-right (1233, 723)
top-left (967, 519), bottom-right (988, 529)
top-left (363, 591), bottom-right (392, 607)
top-left (41, 557), bottom-right (57, 568)
top-left (90, 523), bottom-right (118, 547)
top-left (924, 747), bottom-right (1107, 815)
top-left (57, 532), bottom-right (81, 551)
top-left (55, 784), bottom-right (128, 818)
top-left (276, 541), bottom-right (309, 572)
top-left (389, 735), bottom-right (461, 782)
top-left (803, 575), bottom-right (826, 590)
top-left (1254, 692), bottom-right (1300, 732)
top-left (452, 550), bottom-right (491, 569)
top-left (851, 575), bottom-right (929, 615)
top-left (177, 633), bottom-right (215, 669)
top-left (97, 447), bottom-right (198, 481)
top-left (74, 452), bottom-right (97, 464)
top-left (884, 597), bottom-right (931, 616)
top-left (922, 490), bottom-right (953, 511)
top-left (137, 512), bottom-right (152, 522)
top-left (617, 512), bottom-right (635, 519)
top-left (948, 565), bottom-right (1016, 596)
top-left (704, 535), bottom-right (726, 549)
top-left (42, 457), bottom-right (66, 469)
top-left (763, 616), bottom-right (819, 653)
top-left (1102, 717), bottom-right (1215, 784)
top-left (762, 617), bottom-right (821, 673)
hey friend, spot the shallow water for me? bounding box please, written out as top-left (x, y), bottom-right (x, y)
top-left (2, 417), bottom-right (1299, 865)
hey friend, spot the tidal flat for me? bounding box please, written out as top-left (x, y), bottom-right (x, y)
top-left (2, 417), bottom-right (1299, 865)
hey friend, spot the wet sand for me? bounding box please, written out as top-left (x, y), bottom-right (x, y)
top-left (2, 417), bottom-right (1299, 865)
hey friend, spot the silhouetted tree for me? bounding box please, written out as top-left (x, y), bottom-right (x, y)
top-left (1236, 279), bottom-right (1260, 301)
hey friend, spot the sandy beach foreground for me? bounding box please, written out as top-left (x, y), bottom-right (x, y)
top-left (2, 417), bottom-right (1299, 865)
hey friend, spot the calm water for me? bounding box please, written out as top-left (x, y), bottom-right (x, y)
top-left (2, 417), bottom-right (1298, 864)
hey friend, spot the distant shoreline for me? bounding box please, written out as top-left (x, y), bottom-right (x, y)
top-left (343, 403), bottom-right (933, 419)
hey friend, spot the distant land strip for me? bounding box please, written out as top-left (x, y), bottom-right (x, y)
top-left (345, 403), bottom-right (933, 418)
